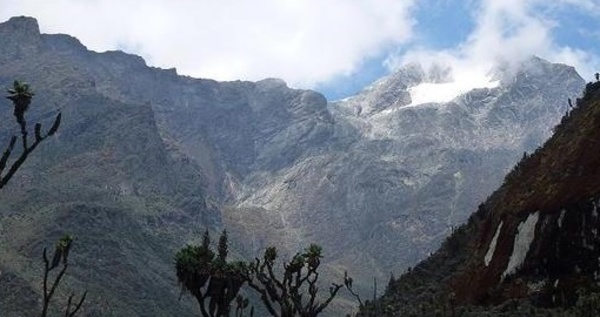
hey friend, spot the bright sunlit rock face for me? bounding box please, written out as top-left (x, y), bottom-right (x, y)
top-left (407, 75), bottom-right (500, 106)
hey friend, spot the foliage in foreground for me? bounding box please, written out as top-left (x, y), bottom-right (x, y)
top-left (245, 244), bottom-right (344, 317)
top-left (176, 230), bottom-right (349, 317)
top-left (1, 82), bottom-right (83, 315)
top-left (41, 235), bottom-right (87, 317)
top-left (1, 80), bottom-right (61, 189)
top-left (175, 230), bottom-right (251, 317)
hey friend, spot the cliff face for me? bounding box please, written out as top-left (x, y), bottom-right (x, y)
top-left (366, 81), bottom-right (600, 316)
top-left (0, 16), bottom-right (335, 317)
top-left (0, 16), bottom-right (589, 316)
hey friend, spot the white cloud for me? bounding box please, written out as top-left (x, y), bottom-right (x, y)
top-left (386, 0), bottom-right (600, 97)
top-left (551, 47), bottom-right (600, 79)
top-left (2, 0), bottom-right (597, 95)
top-left (0, 0), bottom-right (416, 88)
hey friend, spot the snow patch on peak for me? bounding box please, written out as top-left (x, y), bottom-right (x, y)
top-left (407, 76), bottom-right (499, 107)
top-left (502, 211), bottom-right (540, 280)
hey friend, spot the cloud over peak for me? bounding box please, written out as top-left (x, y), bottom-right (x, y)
top-left (386, 0), bottom-right (600, 100)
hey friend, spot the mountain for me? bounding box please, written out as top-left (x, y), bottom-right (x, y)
top-left (0, 16), bottom-right (336, 316)
top-left (360, 79), bottom-right (600, 316)
top-left (228, 56), bottom-right (584, 292)
top-left (0, 16), bottom-right (586, 316)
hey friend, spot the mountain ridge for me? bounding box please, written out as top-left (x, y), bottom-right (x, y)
top-left (0, 16), bottom-right (589, 316)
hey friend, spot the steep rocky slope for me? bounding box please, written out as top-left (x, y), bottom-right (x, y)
top-left (362, 79), bottom-right (600, 316)
top-left (0, 16), bottom-right (587, 316)
top-left (228, 56), bottom-right (584, 290)
top-left (0, 16), bottom-right (338, 316)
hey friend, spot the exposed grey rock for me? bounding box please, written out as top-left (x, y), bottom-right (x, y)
top-left (227, 55), bottom-right (585, 295)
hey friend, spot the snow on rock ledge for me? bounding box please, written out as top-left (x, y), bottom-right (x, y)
top-left (484, 221), bottom-right (503, 266)
top-left (502, 211), bottom-right (540, 279)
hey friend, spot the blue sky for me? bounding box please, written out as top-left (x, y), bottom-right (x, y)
top-left (2, 0), bottom-right (599, 100)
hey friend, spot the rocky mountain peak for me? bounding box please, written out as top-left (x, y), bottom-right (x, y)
top-left (338, 56), bottom-right (571, 116)
top-left (256, 77), bottom-right (288, 89)
top-left (0, 16), bottom-right (42, 57)
top-left (396, 62), bottom-right (454, 84)
top-left (495, 56), bottom-right (581, 88)
top-left (1, 16), bottom-right (40, 35)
